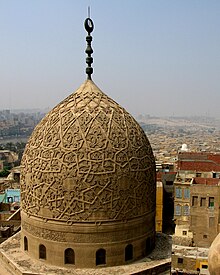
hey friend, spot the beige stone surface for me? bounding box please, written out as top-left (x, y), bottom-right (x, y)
top-left (0, 232), bottom-right (171, 275)
top-left (0, 263), bottom-right (12, 275)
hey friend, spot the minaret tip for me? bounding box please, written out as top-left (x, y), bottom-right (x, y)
top-left (84, 9), bottom-right (94, 80)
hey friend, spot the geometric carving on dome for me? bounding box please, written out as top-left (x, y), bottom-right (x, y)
top-left (20, 80), bottom-right (155, 223)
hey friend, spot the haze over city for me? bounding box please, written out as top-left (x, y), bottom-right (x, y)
top-left (0, 0), bottom-right (220, 117)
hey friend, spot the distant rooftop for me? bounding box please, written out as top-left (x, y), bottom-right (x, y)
top-left (178, 152), bottom-right (220, 172)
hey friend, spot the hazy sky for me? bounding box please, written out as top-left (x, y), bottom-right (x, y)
top-left (0, 0), bottom-right (220, 117)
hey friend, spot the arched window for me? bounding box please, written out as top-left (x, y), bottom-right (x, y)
top-left (146, 237), bottom-right (151, 255)
top-left (24, 236), bottom-right (28, 251)
top-left (175, 187), bottom-right (182, 198)
top-left (184, 188), bottom-right (190, 198)
top-left (125, 244), bottom-right (133, 261)
top-left (96, 248), bottom-right (106, 265)
top-left (39, 244), bottom-right (46, 260)
top-left (183, 205), bottom-right (190, 216)
top-left (64, 248), bottom-right (75, 264)
top-left (175, 204), bottom-right (181, 215)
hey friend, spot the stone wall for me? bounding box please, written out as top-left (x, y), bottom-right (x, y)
top-left (172, 236), bottom-right (193, 246)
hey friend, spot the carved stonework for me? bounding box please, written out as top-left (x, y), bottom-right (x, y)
top-left (22, 220), bottom-right (152, 243)
top-left (20, 80), bottom-right (156, 223)
top-left (22, 221), bottom-right (66, 242)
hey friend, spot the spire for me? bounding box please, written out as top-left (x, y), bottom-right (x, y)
top-left (84, 7), bottom-right (94, 80)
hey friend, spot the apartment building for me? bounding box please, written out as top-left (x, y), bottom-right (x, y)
top-left (172, 152), bottom-right (220, 274)
top-left (190, 178), bottom-right (220, 248)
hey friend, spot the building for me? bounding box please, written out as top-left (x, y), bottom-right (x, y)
top-left (172, 245), bottom-right (209, 275)
top-left (4, 189), bottom-right (20, 204)
top-left (157, 171), bottom-right (176, 233)
top-left (190, 178), bottom-right (220, 248)
top-left (0, 15), bottom-right (172, 275)
top-left (20, 79), bottom-right (156, 268)
top-left (177, 152), bottom-right (220, 176)
top-left (156, 181), bottom-right (163, 232)
top-left (173, 171), bottom-right (192, 245)
top-left (0, 150), bottom-right (18, 169)
top-left (172, 152), bottom-right (220, 274)
top-left (0, 207), bottom-right (21, 244)
top-left (173, 152), bottom-right (220, 245)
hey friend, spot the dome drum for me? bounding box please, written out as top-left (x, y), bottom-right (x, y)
top-left (21, 211), bottom-right (155, 267)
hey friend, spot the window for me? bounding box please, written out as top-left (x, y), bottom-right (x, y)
top-left (183, 205), bottom-right (189, 216)
top-left (39, 244), bottom-right (46, 260)
top-left (125, 244), bottom-right (133, 261)
top-left (14, 196), bottom-right (19, 202)
top-left (7, 197), bottom-right (13, 203)
top-left (200, 197), bottom-right (206, 207)
top-left (175, 187), bottom-right (182, 198)
top-left (182, 231), bottom-right (187, 236)
top-left (184, 188), bottom-right (190, 199)
top-left (64, 248), bottom-right (75, 264)
top-left (175, 205), bottom-right (181, 216)
top-left (166, 181), bottom-right (173, 186)
top-left (14, 173), bottom-right (20, 182)
top-left (203, 235), bottom-right (208, 239)
top-left (201, 264), bottom-right (208, 269)
top-left (146, 238), bottom-right (151, 255)
top-left (178, 258), bottom-right (183, 264)
top-left (209, 197), bottom-right (214, 207)
top-left (96, 249), bottom-right (106, 265)
top-left (24, 236), bottom-right (28, 251)
top-left (192, 196), bottom-right (198, 206)
top-left (196, 172), bottom-right (201, 177)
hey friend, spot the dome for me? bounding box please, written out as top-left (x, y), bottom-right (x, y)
top-left (180, 143), bottom-right (188, 152)
top-left (20, 80), bottom-right (156, 267)
top-left (21, 80), bottom-right (155, 222)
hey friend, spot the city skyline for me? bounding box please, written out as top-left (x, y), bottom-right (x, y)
top-left (0, 0), bottom-right (220, 117)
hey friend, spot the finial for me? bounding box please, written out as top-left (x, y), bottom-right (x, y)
top-left (88, 6), bottom-right (90, 18)
top-left (84, 7), bottom-right (94, 80)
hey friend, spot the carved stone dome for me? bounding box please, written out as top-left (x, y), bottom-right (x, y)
top-left (21, 80), bottom-right (155, 222)
top-left (20, 80), bottom-right (156, 268)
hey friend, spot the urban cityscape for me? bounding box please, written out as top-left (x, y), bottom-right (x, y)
top-left (0, 1), bottom-right (220, 275)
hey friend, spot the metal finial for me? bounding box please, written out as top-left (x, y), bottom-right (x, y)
top-left (84, 9), bottom-right (94, 80)
top-left (88, 6), bottom-right (90, 18)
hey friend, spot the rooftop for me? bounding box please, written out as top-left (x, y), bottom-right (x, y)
top-left (0, 233), bottom-right (171, 275)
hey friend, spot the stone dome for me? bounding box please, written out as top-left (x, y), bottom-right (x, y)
top-left (20, 80), bottom-right (156, 267)
top-left (21, 80), bottom-right (155, 222)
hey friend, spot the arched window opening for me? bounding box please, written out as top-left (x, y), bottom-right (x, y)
top-left (183, 205), bottom-right (190, 216)
top-left (125, 244), bottom-right (133, 261)
top-left (65, 248), bottom-right (75, 264)
top-left (175, 204), bottom-right (181, 215)
top-left (24, 236), bottom-right (28, 251)
top-left (96, 248), bottom-right (106, 265)
top-left (39, 244), bottom-right (46, 260)
top-left (146, 238), bottom-right (151, 255)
